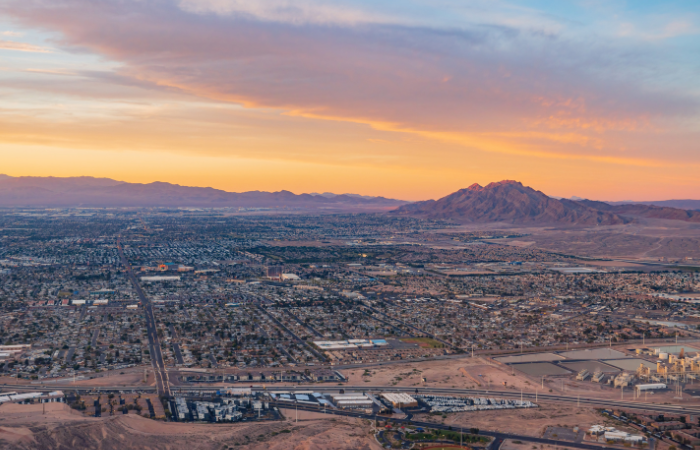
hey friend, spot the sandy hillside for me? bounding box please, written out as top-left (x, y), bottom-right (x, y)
top-left (0, 402), bottom-right (381, 450)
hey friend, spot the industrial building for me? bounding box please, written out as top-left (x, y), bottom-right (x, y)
top-left (140, 276), bottom-right (181, 282)
top-left (0, 391), bottom-right (65, 405)
top-left (381, 393), bottom-right (418, 408)
top-left (331, 394), bottom-right (374, 409)
top-left (313, 339), bottom-right (388, 350)
top-left (416, 395), bottom-right (538, 413)
top-left (635, 383), bottom-right (667, 392)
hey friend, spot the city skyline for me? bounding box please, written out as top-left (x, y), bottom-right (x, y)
top-left (1, 0), bottom-right (699, 201)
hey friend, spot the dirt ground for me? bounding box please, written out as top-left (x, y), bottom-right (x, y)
top-left (486, 222), bottom-right (700, 260)
top-left (0, 369), bottom-right (152, 388)
top-left (415, 402), bottom-right (601, 437)
top-left (342, 355), bottom-right (700, 407)
top-left (343, 357), bottom-right (522, 389)
top-left (343, 357), bottom-right (571, 394)
top-left (0, 402), bottom-right (381, 450)
top-left (501, 439), bottom-right (582, 450)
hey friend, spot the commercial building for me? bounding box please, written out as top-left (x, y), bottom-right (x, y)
top-left (0, 391), bottom-right (65, 405)
top-left (140, 276), bottom-right (181, 282)
top-left (381, 393), bottom-right (418, 408)
top-left (635, 383), bottom-right (667, 392)
top-left (331, 394), bottom-right (374, 409)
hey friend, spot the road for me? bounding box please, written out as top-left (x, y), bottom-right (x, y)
top-left (6, 381), bottom-right (697, 416)
top-left (117, 237), bottom-right (171, 398)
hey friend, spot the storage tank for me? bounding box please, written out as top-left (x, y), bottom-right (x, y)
top-left (659, 352), bottom-right (669, 360)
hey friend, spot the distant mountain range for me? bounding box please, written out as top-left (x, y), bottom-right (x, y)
top-left (608, 199), bottom-right (700, 210)
top-left (3, 175), bottom-right (699, 222)
top-left (0, 175), bottom-right (407, 209)
top-left (562, 195), bottom-right (700, 210)
top-left (392, 180), bottom-right (700, 225)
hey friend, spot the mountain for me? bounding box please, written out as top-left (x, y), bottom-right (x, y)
top-left (309, 192), bottom-right (400, 201)
top-left (391, 180), bottom-right (700, 225)
top-left (577, 199), bottom-right (700, 222)
top-left (608, 200), bottom-right (700, 210)
top-left (0, 176), bottom-right (407, 209)
top-left (391, 181), bottom-right (627, 225)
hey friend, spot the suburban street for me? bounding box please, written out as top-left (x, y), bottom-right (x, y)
top-left (116, 237), bottom-right (171, 398)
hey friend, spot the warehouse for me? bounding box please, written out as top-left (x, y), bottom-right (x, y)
top-left (381, 393), bottom-right (418, 408)
top-left (635, 383), bottom-right (667, 392)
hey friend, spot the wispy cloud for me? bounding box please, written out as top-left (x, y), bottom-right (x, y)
top-left (0, 39), bottom-right (51, 53)
top-left (24, 68), bottom-right (76, 75)
top-left (178, 0), bottom-right (393, 26)
top-left (619, 19), bottom-right (699, 40)
top-left (0, 0), bottom-right (699, 199)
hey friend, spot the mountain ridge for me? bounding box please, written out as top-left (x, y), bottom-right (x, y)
top-left (0, 175), bottom-right (406, 209)
top-left (391, 180), bottom-right (700, 225)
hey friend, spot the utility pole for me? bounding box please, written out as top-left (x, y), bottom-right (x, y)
top-left (536, 389), bottom-right (538, 403)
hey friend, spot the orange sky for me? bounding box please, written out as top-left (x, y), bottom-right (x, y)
top-left (1, 0), bottom-right (699, 201)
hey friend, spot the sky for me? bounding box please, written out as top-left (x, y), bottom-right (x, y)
top-left (0, 0), bottom-right (699, 201)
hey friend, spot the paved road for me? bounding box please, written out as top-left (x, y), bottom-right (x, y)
top-left (7, 381), bottom-right (700, 415)
top-left (5, 382), bottom-right (691, 416)
top-left (117, 237), bottom-right (171, 398)
top-left (65, 347), bottom-right (76, 363)
top-left (173, 343), bottom-right (185, 365)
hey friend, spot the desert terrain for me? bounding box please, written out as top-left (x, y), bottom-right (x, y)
top-left (480, 222), bottom-right (700, 260)
top-left (342, 352), bottom-right (700, 406)
top-left (0, 402), bottom-right (381, 450)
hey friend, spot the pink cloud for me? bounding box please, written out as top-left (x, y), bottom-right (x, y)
top-left (2, 0), bottom-right (698, 163)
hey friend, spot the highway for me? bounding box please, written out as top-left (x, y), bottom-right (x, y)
top-left (116, 237), bottom-right (171, 398)
top-left (7, 380), bottom-right (696, 416)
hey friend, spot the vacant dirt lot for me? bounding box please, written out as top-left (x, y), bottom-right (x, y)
top-left (0, 402), bottom-right (381, 450)
top-left (415, 402), bottom-right (601, 437)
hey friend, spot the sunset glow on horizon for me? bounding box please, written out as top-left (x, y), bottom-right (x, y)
top-left (1, 0), bottom-right (699, 201)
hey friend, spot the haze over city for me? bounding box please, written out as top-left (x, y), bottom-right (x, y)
top-left (3, 2), bottom-right (700, 450)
